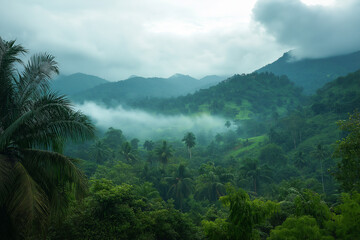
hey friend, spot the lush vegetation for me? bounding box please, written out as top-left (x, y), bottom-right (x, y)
top-left (2, 38), bottom-right (360, 239)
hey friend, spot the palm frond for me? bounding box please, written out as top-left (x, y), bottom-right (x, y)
top-left (21, 149), bottom-right (87, 200)
top-left (0, 94), bottom-right (94, 150)
top-left (0, 37), bottom-right (27, 122)
top-left (0, 154), bottom-right (15, 205)
top-left (6, 162), bottom-right (48, 234)
top-left (17, 53), bottom-right (59, 106)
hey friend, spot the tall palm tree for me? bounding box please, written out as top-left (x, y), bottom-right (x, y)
top-left (90, 140), bottom-right (110, 164)
top-left (240, 158), bottom-right (272, 194)
top-left (165, 164), bottom-right (193, 210)
top-left (312, 144), bottom-right (328, 195)
top-left (120, 141), bottom-right (137, 164)
top-left (195, 162), bottom-right (227, 202)
top-left (182, 132), bottom-right (196, 159)
top-left (155, 141), bottom-right (173, 170)
top-left (194, 171), bottom-right (226, 202)
top-left (0, 37), bottom-right (94, 238)
top-left (143, 140), bottom-right (154, 151)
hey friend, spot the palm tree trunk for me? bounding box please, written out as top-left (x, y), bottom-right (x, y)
top-left (254, 178), bottom-right (257, 194)
top-left (320, 158), bottom-right (325, 195)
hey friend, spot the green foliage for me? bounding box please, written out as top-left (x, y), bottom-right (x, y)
top-left (50, 179), bottom-right (201, 240)
top-left (334, 111), bottom-right (360, 192)
top-left (155, 141), bottom-right (173, 169)
top-left (202, 218), bottom-right (230, 240)
top-left (132, 72), bottom-right (303, 119)
top-left (294, 189), bottom-right (331, 226)
top-left (165, 164), bottom-right (193, 210)
top-left (239, 158), bottom-right (273, 194)
top-left (182, 132), bottom-right (196, 159)
top-left (216, 186), bottom-right (279, 240)
top-left (268, 216), bottom-right (331, 240)
top-left (259, 143), bottom-right (287, 167)
top-left (326, 192), bottom-right (360, 239)
top-left (0, 38), bottom-right (94, 238)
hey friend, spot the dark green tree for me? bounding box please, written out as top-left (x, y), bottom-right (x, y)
top-left (333, 111), bottom-right (360, 192)
top-left (240, 158), bottom-right (272, 194)
top-left (0, 38), bottom-right (94, 239)
top-left (119, 141), bottom-right (137, 164)
top-left (165, 164), bottom-right (193, 210)
top-left (143, 140), bottom-right (154, 151)
top-left (90, 140), bottom-right (110, 164)
top-left (130, 138), bottom-right (139, 150)
top-left (155, 141), bottom-right (173, 170)
top-left (182, 132), bottom-right (196, 159)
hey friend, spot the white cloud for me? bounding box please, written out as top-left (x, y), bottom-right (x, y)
top-left (0, 0), bottom-right (285, 80)
top-left (253, 0), bottom-right (360, 59)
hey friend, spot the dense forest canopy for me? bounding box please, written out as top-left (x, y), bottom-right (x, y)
top-left (1, 37), bottom-right (360, 240)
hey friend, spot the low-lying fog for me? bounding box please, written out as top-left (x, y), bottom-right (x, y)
top-left (76, 101), bottom-right (233, 141)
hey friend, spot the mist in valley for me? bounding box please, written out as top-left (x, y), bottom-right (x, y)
top-left (76, 101), bottom-right (234, 141)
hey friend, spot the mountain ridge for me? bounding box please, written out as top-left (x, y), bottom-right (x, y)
top-left (256, 50), bottom-right (360, 94)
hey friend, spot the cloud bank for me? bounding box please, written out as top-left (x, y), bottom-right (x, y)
top-left (0, 0), bottom-right (284, 80)
top-left (253, 0), bottom-right (360, 59)
top-left (77, 102), bottom-right (230, 140)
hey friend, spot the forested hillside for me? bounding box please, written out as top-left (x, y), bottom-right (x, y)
top-left (257, 50), bottom-right (360, 94)
top-left (130, 72), bottom-right (304, 120)
top-left (72, 74), bottom-right (226, 105)
top-left (2, 37), bottom-right (360, 240)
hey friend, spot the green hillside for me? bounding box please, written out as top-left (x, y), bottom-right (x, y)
top-left (131, 72), bottom-right (305, 119)
top-left (311, 70), bottom-right (360, 115)
top-left (257, 50), bottom-right (360, 94)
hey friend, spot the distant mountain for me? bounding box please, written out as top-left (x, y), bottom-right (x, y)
top-left (72, 74), bottom-right (225, 105)
top-left (256, 50), bottom-right (360, 94)
top-left (51, 73), bottom-right (109, 95)
top-left (131, 72), bottom-right (305, 119)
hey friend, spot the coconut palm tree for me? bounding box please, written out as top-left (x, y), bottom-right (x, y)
top-left (143, 140), bottom-right (154, 151)
top-left (182, 132), bottom-right (196, 159)
top-left (240, 158), bottom-right (272, 194)
top-left (90, 140), bottom-right (110, 164)
top-left (0, 37), bottom-right (94, 238)
top-left (120, 141), bottom-right (137, 164)
top-left (165, 164), bottom-right (193, 210)
top-left (155, 141), bottom-right (173, 170)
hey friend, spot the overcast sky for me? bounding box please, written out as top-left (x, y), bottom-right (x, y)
top-left (1, 0), bottom-right (359, 81)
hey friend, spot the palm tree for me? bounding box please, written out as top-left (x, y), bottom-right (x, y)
top-left (294, 151), bottom-right (307, 169)
top-left (195, 171), bottom-right (226, 202)
top-left (143, 140), bottom-right (154, 151)
top-left (165, 164), bottom-right (193, 210)
top-left (0, 37), bottom-right (94, 238)
top-left (182, 132), bottom-right (196, 159)
top-left (155, 141), bottom-right (173, 170)
top-left (240, 158), bottom-right (272, 194)
top-left (90, 140), bottom-right (110, 164)
top-left (195, 162), bottom-right (227, 202)
top-left (120, 141), bottom-right (137, 164)
top-left (312, 144), bottom-right (328, 195)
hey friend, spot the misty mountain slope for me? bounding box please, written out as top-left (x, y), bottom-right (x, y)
top-left (256, 50), bottom-right (360, 94)
top-left (130, 72), bottom-right (305, 119)
top-left (71, 74), bottom-right (226, 105)
top-left (51, 73), bottom-right (109, 95)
